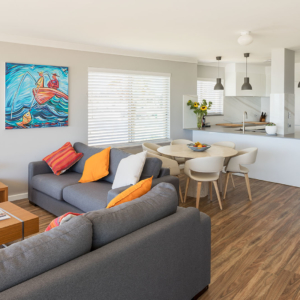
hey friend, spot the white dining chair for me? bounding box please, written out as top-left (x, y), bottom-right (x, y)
top-left (171, 139), bottom-right (193, 145)
top-left (142, 142), bottom-right (161, 155)
top-left (212, 141), bottom-right (236, 188)
top-left (223, 147), bottom-right (258, 201)
top-left (146, 152), bottom-right (183, 202)
top-left (184, 156), bottom-right (225, 210)
top-left (171, 139), bottom-right (193, 164)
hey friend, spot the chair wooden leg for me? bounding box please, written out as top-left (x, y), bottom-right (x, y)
top-left (213, 181), bottom-right (223, 210)
top-left (244, 173), bottom-right (252, 201)
top-left (209, 182), bottom-right (213, 201)
top-left (223, 172), bottom-right (230, 199)
top-left (231, 173), bottom-right (235, 188)
top-left (196, 182), bottom-right (202, 209)
top-left (178, 185), bottom-right (183, 203)
top-left (184, 177), bottom-right (190, 203)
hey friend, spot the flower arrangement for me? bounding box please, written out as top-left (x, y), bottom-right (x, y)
top-left (266, 122), bottom-right (276, 126)
top-left (187, 99), bottom-right (212, 129)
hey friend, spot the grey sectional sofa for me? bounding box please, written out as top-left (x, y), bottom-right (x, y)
top-left (29, 142), bottom-right (179, 216)
top-left (0, 183), bottom-right (211, 300)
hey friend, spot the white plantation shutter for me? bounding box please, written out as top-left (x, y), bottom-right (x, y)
top-left (197, 79), bottom-right (224, 115)
top-left (88, 68), bottom-right (170, 147)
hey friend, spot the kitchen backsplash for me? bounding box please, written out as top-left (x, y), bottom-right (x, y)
top-left (223, 96), bottom-right (262, 123)
top-left (206, 96), bottom-right (270, 125)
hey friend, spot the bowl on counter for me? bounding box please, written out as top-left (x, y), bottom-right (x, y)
top-left (187, 143), bottom-right (211, 152)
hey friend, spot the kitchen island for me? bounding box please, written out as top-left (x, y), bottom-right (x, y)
top-left (185, 126), bottom-right (300, 187)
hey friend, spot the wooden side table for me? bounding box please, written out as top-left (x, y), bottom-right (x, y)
top-left (0, 182), bottom-right (8, 202)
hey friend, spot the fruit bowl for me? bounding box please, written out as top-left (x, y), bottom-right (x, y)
top-left (187, 143), bottom-right (211, 152)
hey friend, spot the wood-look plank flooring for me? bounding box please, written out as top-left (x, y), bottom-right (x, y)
top-left (12, 174), bottom-right (300, 300)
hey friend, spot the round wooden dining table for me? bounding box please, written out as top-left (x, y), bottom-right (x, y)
top-left (157, 144), bottom-right (238, 199)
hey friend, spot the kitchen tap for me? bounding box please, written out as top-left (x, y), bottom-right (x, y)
top-left (243, 111), bottom-right (248, 134)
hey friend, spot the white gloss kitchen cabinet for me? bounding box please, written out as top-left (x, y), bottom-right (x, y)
top-left (225, 63), bottom-right (270, 97)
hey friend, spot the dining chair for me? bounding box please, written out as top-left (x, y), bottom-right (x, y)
top-left (212, 141), bottom-right (236, 188)
top-left (142, 142), bottom-right (161, 155)
top-left (184, 156), bottom-right (225, 210)
top-left (146, 152), bottom-right (183, 203)
top-left (171, 139), bottom-right (193, 164)
top-left (171, 139), bottom-right (193, 145)
top-left (223, 147), bottom-right (258, 201)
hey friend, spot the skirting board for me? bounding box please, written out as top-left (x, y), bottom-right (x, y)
top-left (8, 193), bottom-right (28, 202)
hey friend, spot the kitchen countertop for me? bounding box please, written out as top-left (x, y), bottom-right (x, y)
top-left (185, 126), bottom-right (300, 140)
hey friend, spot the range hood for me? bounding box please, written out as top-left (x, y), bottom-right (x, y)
top-left (225, 63), bottom-right (270, 97)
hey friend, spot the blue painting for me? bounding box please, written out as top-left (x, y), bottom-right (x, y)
top-left (5, 63), bottom-right (69, 129)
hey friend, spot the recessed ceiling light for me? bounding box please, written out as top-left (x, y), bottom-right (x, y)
top-left (238, 31), bottom-right (253, 46)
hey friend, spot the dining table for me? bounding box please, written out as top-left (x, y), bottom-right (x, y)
top-left (157, 144), bottom-right (238, 198)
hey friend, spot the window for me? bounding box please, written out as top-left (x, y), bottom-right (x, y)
top-left (88, 68), bottom-right (170, 147)
top-left (197, 79), bottom-right (224, 115)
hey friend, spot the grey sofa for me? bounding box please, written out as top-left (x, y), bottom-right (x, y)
top-left (28, 142), bottom-right (179, 216)
top-left (0, 183), bottom-right (211, 300)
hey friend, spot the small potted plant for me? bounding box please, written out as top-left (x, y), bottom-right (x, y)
top-left (187, 99), bottom-right (212, 129)
top-left (265, 122), bottom-right (277, 135)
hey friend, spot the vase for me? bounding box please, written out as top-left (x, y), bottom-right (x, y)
top-left (197, 115), bottom-right (204, 129)
top-left (266, 125), bottom-right (277, 135)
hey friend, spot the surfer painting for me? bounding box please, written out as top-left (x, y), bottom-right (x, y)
top-left (5, 63), bottom-right (69, 130)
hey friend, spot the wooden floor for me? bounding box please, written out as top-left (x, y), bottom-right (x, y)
top-left (13, 174), bottom-right (300, 300)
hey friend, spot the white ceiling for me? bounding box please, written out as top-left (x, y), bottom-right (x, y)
top-left (1, 0), bottom-right (300, 64)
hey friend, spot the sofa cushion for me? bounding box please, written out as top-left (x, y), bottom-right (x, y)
top-left (0, 216), bottom-right (92, 293)
top-left (63, 181), bottom-right (112, 212)
top-left (32, 172), bottom-right (82, 201)
top-left (103, 148), bottom-right (131, 183)
top-left (85, 182), bottom-right (178, 250)
top-left (140, 157), bottom-right (162, 180)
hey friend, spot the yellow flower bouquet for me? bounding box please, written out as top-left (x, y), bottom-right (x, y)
top-left (187, 99), bottom-right (212, 129)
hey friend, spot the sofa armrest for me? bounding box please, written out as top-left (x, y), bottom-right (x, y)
top-left (158, 167), bottom-right (170, 177)
top-left (152, 176), bottom-right (179, 202)
top-left (107, 175), bottom-right (179, 206)
top-left (28, 161), bottom-right (52, 201)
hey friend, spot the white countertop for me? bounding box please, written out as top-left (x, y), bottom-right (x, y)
top-left (184, 126), bottom-right (300, 140)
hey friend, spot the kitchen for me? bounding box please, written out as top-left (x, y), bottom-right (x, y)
top-left (184, 48), bottom-right (300, 188)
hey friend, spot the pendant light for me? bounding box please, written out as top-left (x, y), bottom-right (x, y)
top-left (241, 53), bottom-right (252, 90)
top-left (214, 56), bottom-right (224, 90)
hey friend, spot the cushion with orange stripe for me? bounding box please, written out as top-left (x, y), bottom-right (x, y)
top-left (43, 142), bottom-right (83, 176)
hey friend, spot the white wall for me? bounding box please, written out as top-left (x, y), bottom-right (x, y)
top-left (0, 41), bottom-right (197, 197)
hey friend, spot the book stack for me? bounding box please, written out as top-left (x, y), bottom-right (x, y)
top-left (0, 209), bottom-right (11, 221)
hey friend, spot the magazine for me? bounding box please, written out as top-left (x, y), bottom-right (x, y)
top-left (0, 209), bottom-right (10, 221)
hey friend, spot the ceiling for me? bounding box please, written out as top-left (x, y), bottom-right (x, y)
top-left (1, 0), bottom-right (300, 64)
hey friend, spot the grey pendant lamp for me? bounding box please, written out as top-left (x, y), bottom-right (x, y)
top-left (214, 56), bottom-right (224, 90)
top-left (241, 53), bottom-right (252, 90)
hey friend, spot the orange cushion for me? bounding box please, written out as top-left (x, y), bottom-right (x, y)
top-left (79, 147), bottom-right (111, 183)
top-left (106, 177), bottom-right (152, 208)
top-left (43, 142), bottom-right (83, 176)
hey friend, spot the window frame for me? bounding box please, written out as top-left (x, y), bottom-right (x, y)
top-left (197, 77), bottom-right (224, 116)
top-left (88, 68), bottom-right (171, 148)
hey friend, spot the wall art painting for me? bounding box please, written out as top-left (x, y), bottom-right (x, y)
top-left (5, 63), bottom-right (69, 129)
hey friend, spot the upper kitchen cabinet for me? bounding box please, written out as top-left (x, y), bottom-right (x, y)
top-left (225, 63), bottom-right (270, 97)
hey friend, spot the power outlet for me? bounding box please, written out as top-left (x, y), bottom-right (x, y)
top-left (288, 112), bottom-right (291, 119)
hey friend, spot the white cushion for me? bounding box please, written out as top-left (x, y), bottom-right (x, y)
top-left (112, 151), bottom-right (147, 189)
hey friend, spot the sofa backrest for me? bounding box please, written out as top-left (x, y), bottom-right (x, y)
top-left (72, 142), bottom-right (162, 183)
top-left (85, 182), bottom-right (178, 250)
top-left (0, 216), bottom-right (92, 292)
